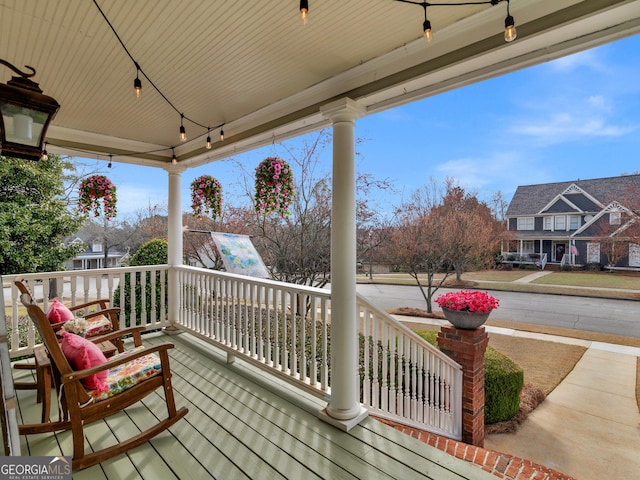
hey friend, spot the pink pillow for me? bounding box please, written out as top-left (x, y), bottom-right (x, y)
top-left (60, 331), bottom-right (108, 391)
top-left (46, 298), bottom-right (74, 324)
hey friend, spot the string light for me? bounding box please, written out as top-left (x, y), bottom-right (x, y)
top-left (206, 129), bottom-right (212, 149)
top-left (179, 114), bottom-right (187, 142)
top-left (504, 0), bottom-right (517, 42)
top-left (300, 0), bottom-right (309, 25)
top-left (40, 142), bottom-right (48, 161)
top-left (220, 126), bottom-right (224, 141)
top-left (107, 154), bottom-right (112, 168)
top-left (134, 62), bottom-right (142, 99)
top-left (172, 149), bottom-right (177, 164)
top-left (390, 0), bottom-right (517, 44)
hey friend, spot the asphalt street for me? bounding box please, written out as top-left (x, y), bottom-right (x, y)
top-left (356, 283), bottom-right (640, 339)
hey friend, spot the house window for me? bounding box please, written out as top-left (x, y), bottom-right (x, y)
top-left (554, 216), bottom-right (566, 230)
top-left (543, 217), bottom-right (552, 231)
top-left (610, 212), bottom-right (621, 225)
top-left (522, 241), bottom-right (535, 254)
top-left (92, 241), bottom-right (103, 252)
top-left (569, 215), bottom-right (580, 230)
top-left (517, 217), bottom-right (534, 230)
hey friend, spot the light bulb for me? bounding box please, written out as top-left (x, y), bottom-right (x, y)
top-left (300, 0), bottom-right (309, 25)
top-left (423, 20), bottom-right (432, 43)
top-left (206, 134), bottom-right (212, 149)
top-left (220, 128), bottom-right (224, 141)
top-left (134, 76), bottom-right (142, 99)
top-left (504, 15), bottom-right (517, 42)
top-left (179, 124), bottom-right (187, 142)
top-left (172, 154), bottom-right (177, 165)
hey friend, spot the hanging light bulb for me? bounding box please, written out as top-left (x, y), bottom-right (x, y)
top-left (107, 155), bottom-right (112, 168)
top-left (40, 142), bottom-right (48, 161)
top-left (171, 149), bottom-right (177, 164)
top-left (134, 63), bottom-right (142, 98)
top-left (206, 131), bottom-right (212, 149)
top-left (179, 114), bottom-right (187, 141)
top-left (422, 5), bottom-right (432, 43)
top-left (220, 126), bottom-right (224, 141)
top-left (504, 1), bottom-right (517, 42)
top-left (300, 0), bottom-right (309, 25)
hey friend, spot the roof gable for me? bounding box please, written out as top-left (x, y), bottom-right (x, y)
top-left (506, 175), bottom-right (640, 217)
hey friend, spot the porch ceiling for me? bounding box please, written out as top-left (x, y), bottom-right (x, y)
top-left (2, 0), bottom-right (640, 169)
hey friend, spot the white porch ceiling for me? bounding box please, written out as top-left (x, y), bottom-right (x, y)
top-left (2, 0), bottom-right (640, 169)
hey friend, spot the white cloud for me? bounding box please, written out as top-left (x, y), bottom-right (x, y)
top-left (548, 49), bottom-right (605, 73)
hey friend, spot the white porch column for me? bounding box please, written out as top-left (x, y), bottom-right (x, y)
top-left (320, 98), bottom-right (368, 431)
top-left (166, 165), bottom-right (185, 330)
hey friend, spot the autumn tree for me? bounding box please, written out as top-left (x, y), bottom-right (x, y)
top-left (0, 154), bottom-right (85, 274)
top-left (431, 184), bottom-right (501, 281)
top-left (388, 182), bottom-right (454, 313)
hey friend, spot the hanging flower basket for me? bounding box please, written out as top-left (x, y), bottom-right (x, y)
top-left (77, 175), bottom-right (117, 220)
top-left (191, 174), bottom-right (223, 219)
top-left (254, 157), bottom-right (294, 217)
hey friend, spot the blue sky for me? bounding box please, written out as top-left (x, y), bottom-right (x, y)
top-left (77, 33), bottom-right (640, 220)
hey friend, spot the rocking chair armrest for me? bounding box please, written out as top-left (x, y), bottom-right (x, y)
top-left (61, 343), bottom-right (175, 384)
top-left (85, 326), bottom-right (146, 347)
top-left (84, 308), bottom-right (121, 330)
top-left (70, 299), bottom-right (111, 311)
top-left (84, 307), bottom-right (120, 319)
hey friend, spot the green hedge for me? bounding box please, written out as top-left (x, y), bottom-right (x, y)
top-left (113, 238), bottom-right (168, 327)
top-left (416, 329), bottom-right (524, 424)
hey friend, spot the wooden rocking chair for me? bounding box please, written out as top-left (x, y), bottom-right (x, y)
top-left (18, 289), bottom-right (188, 470)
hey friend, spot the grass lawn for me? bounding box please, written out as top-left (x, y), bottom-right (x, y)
top-left (531, 270), bottom-right (640, 289)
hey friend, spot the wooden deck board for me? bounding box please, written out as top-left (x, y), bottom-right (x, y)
top-left (12, 331), bottom-right (494, 479)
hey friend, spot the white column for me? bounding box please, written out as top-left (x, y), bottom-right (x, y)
top-left (320, 98), bottom-right (368, 430)
top-left (166, 165), bottom-right (185, 330)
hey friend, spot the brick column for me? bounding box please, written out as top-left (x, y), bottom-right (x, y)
top-left (437, 326), bottom-right (489, 447)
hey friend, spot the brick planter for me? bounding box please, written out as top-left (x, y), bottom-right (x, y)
top-left (437, 325), bottom-right (489, 447)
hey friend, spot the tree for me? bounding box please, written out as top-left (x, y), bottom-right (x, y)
top-left (0, 154), bottom-right (85, 274)
top-left (387, 183), bottom-right (454, 313)
top-left (76, 217), bottom-right (138, 266)
top-left (431, 184), bottom-right (501, 281)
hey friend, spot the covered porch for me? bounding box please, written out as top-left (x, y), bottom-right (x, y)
top-left (13, 330), bottom-right (488, 480)
top-left (3, 0), bottom-right (640, 475)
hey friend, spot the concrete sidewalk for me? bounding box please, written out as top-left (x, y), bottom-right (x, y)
top-left (396, 315), bottom-right (640, 480)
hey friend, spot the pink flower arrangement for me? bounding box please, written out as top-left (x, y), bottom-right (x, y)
top-left (435, 290), bottom-right (499, 314)
top-left (77, 175), bottom-right (117, 220)
top-left (254, 157), bottom-right (294, 217)
top-left (191, 174), bottom-right (222, 219)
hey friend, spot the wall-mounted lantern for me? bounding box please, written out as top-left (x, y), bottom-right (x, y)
top-left (0, 59), bottom-right (59, 161)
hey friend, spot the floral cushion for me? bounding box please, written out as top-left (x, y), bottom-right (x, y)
top-left (83, 314), bottom-right (113, 338)
top-left (89, 349), bottom-right (162, 402)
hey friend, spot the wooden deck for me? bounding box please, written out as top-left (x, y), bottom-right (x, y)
top-left (14, 331), bottom-right (493, 479)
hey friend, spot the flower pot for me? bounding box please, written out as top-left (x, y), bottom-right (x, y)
top-left (441, 308), bottom-right (489, 330)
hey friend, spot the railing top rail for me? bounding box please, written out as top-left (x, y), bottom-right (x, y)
top-left (175, 264), bottom-right (331, 297)
top-left (2, 265), bottom-right (171, 287)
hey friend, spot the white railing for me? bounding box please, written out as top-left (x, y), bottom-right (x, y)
top-left (356, 294), bottom-right (462, 439)
top-left (2, 266), bottom-right (169, 357)
top-left (176, 265), bottom-right (462, 439)
top-left (500, 252), bottom-right (547, 269)
top-left (3, 265), bottom-right (463, 439)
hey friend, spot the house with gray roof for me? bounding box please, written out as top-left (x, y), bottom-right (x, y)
top-left (504, 174), bottom-right (640, 269)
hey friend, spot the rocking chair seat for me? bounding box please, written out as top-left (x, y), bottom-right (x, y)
top-left (90, 348), bottom-right (161, 402)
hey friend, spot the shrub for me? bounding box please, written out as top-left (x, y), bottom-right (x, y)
top-left (415, 329), bottom-right (524, 424)
top-left (484, 347), bottom-right (524, 423)
top-left (113, 238), bottom-right (168, 327)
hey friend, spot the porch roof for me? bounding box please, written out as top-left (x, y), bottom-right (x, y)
top-left (15, 331), bottom-right (493, 480)
top-left (3, 1), bottom-right (640, 169)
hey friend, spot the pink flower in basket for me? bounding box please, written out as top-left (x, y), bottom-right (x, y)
top-left (435, 290), bottom-right (499, 314)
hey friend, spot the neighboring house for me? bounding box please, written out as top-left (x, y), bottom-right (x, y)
top-left (504, 175), bottom-right (640, 269)
top-left (63, 237), bottom-right (130, 270)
